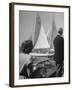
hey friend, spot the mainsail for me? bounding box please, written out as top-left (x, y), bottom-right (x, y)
top-left (33, 12), bottom-right (50, 50)
top-left (34, 24), bottom-right (50, 49)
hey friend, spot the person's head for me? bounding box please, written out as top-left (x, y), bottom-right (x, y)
top-left (58, 28), bottom-right (63, 36)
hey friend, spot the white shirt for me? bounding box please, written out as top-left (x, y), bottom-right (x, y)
top-left (19, 53), bottom-right (31, 72)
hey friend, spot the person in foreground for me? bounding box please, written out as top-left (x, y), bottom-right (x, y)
top-left (53, 28), bottom-right (64, 77)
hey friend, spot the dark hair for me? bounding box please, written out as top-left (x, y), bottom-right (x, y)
top-left (58, 28), bottom-right (63, 35)
top-left (21, 40), bottom-right (33, 54)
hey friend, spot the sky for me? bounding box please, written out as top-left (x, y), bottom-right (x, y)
top-left (19, 10), bottom-right (64, 46)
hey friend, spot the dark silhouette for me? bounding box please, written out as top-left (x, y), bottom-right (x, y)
top-left (30, 67), bottom-right (43, 78)
top-left (21, 40), bottom-right (33, 54)
top-left (20, 64), bottom-right (29, 78)
top-left (53, 28), bottom-right (64, 77)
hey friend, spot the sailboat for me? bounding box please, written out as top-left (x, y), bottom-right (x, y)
top-left (47, 15), bottom-right (57, 53)
top-left (29, 12), bottom-right (51, 57)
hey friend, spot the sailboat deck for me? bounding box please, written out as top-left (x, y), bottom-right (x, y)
top-left (29, 52), bottom-right (54, 57)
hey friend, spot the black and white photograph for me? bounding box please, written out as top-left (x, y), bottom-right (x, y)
top-left (19, 11), bottom-right (64, 79)
top-left (9, 3), bottom-right (70, 87)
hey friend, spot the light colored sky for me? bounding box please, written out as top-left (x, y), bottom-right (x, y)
top-left (19, 10), bottom-right (64, 46)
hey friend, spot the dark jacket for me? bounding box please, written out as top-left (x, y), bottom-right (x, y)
top-left (54, 35), bottom-right (64, 64)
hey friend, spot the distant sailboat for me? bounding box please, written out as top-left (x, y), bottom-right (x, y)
top-left (47, 16), bottom-right (57, 50)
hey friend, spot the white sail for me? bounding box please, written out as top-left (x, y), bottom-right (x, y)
top-left (34, 24), bottom-right (50, 49)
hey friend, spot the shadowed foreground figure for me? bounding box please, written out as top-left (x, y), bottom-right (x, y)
top-left (53, 28), bottom-right (64, 77)
top-left (20, 40), bottom-right (33, 54)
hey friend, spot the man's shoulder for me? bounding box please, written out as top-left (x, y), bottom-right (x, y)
top-left (54, 35), bottom-right (63, 42)
top-left (56, 35), bottom-right (63, 39)
top-left (54, 35), bottom-right (59, 40)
